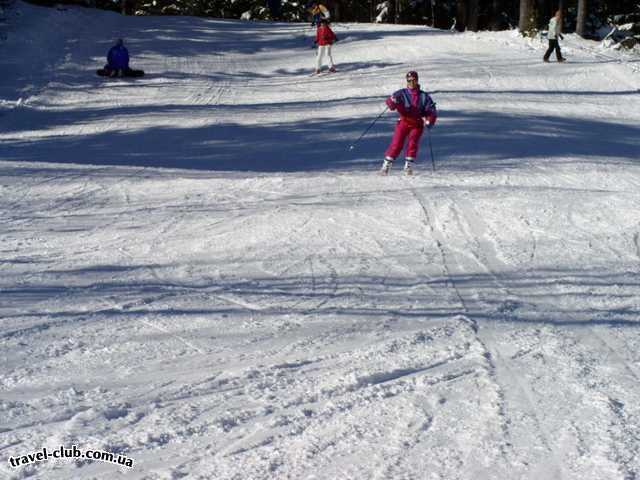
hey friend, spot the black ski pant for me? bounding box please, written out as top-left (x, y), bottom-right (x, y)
top-left (543, 39), bottom-right (563, 61)
top-left (97, 67), bottom-right (145, 78)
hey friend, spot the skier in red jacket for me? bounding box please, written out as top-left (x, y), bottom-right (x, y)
top-left (314, 19), bottom-right (337, 74)
top-left (380, 71), bottom-right (437, 175)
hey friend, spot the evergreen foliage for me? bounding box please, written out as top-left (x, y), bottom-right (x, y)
top-left (20, 0), bottom-right (640, 40)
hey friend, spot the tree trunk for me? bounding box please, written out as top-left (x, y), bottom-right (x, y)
top-left (518, 0), bottom-right (537, 36)
top-left (430, 0), bottom-right (436, 27)
top-left (576, 0), bottom-right (588, 37)
top-left (456, 0), bottom-right (467, 31)
top-left (467, 0), bottom-right (479, 31)
top-left (489, 0), bottom-right (504, 30)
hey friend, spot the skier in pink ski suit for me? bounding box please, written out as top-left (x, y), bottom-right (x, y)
top-left (380, 71), bottom-right (437, 175)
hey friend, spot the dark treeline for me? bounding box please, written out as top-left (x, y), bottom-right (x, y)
top-left (23, 0), bottom-right (639, 38)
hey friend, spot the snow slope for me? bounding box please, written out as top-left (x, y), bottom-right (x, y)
top-left (1, 3), bottom-right (640, 479)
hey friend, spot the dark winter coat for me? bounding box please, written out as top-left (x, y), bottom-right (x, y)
top-left (107, 44), bottom-right (130, 70)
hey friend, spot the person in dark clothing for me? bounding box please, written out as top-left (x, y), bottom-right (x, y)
top-left (97, 39), bottom-right (145, 77)
top-left (543, 10), bottom-right (566, 63)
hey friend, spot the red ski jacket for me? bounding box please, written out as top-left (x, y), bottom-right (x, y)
top-left (316, 24), bottom-right (336, 46)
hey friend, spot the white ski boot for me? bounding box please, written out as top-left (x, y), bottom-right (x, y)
top-left (404, 159), bottom-right (415, 176)
top-left (379, 157), bottom-right (393, 176)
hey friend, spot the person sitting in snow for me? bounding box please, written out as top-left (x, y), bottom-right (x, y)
top-left (313, 18), bottom-right (337, 74)
top-left (308, 1), bottom-right (330, 26)
top-left (380, 71), bottom-right (437, 176)
top-left (97, 38), bottom-right (145, 78)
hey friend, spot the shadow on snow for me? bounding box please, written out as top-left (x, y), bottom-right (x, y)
top-left (1, 105), bottom-right (638, 172)
top-left (2, 265), bottom-right (639, 341)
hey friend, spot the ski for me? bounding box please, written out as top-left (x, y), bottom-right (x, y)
top-left (309, 70), bottom-right (337, 77)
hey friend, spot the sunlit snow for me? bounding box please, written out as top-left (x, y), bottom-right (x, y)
top-left (1, 2), bottom-right (640, 479)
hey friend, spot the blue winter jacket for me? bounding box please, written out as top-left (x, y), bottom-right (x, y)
top-left (107, 44), bottom-right (129, 70)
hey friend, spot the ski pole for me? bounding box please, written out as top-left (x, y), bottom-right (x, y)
top-left (348, 106), bottom-right (389, 151)
top-left (427, 128), bottom-right (436, 172)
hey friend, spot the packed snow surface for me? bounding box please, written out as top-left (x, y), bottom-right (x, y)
top-left (1, 3), bottom-right (640, 479)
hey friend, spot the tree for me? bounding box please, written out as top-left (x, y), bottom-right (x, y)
top-left (488, 0), bottom-right (504, 30)
top-left (576, 0), bottom-right (588, 37)
top-left (518, 0), bottom-right (537, 36)
top-left (455, 0), bottom-right (466, 30)
top-left (456, 0), bottom-right (480, 31)
top-left (430, 0), bottom-right (436, 27)
top-left (467, 0), bottom-right (479, 31)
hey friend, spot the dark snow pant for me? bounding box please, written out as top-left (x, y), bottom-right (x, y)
top-left (97, 67), bottom-right (145, 78)
top-left (543, 39), bottom-right (563, 61)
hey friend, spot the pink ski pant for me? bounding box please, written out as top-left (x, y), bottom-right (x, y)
top-left (384, 120), bottom-right (424, 159)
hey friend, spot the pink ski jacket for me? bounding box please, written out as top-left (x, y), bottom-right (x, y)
top-left (386, 86), bottom-right (437, 128)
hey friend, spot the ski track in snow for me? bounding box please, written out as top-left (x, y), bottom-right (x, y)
top-left (1, 3), bottom-right (640, 479)
top-left (410, 186), bottom-right (557, 476)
